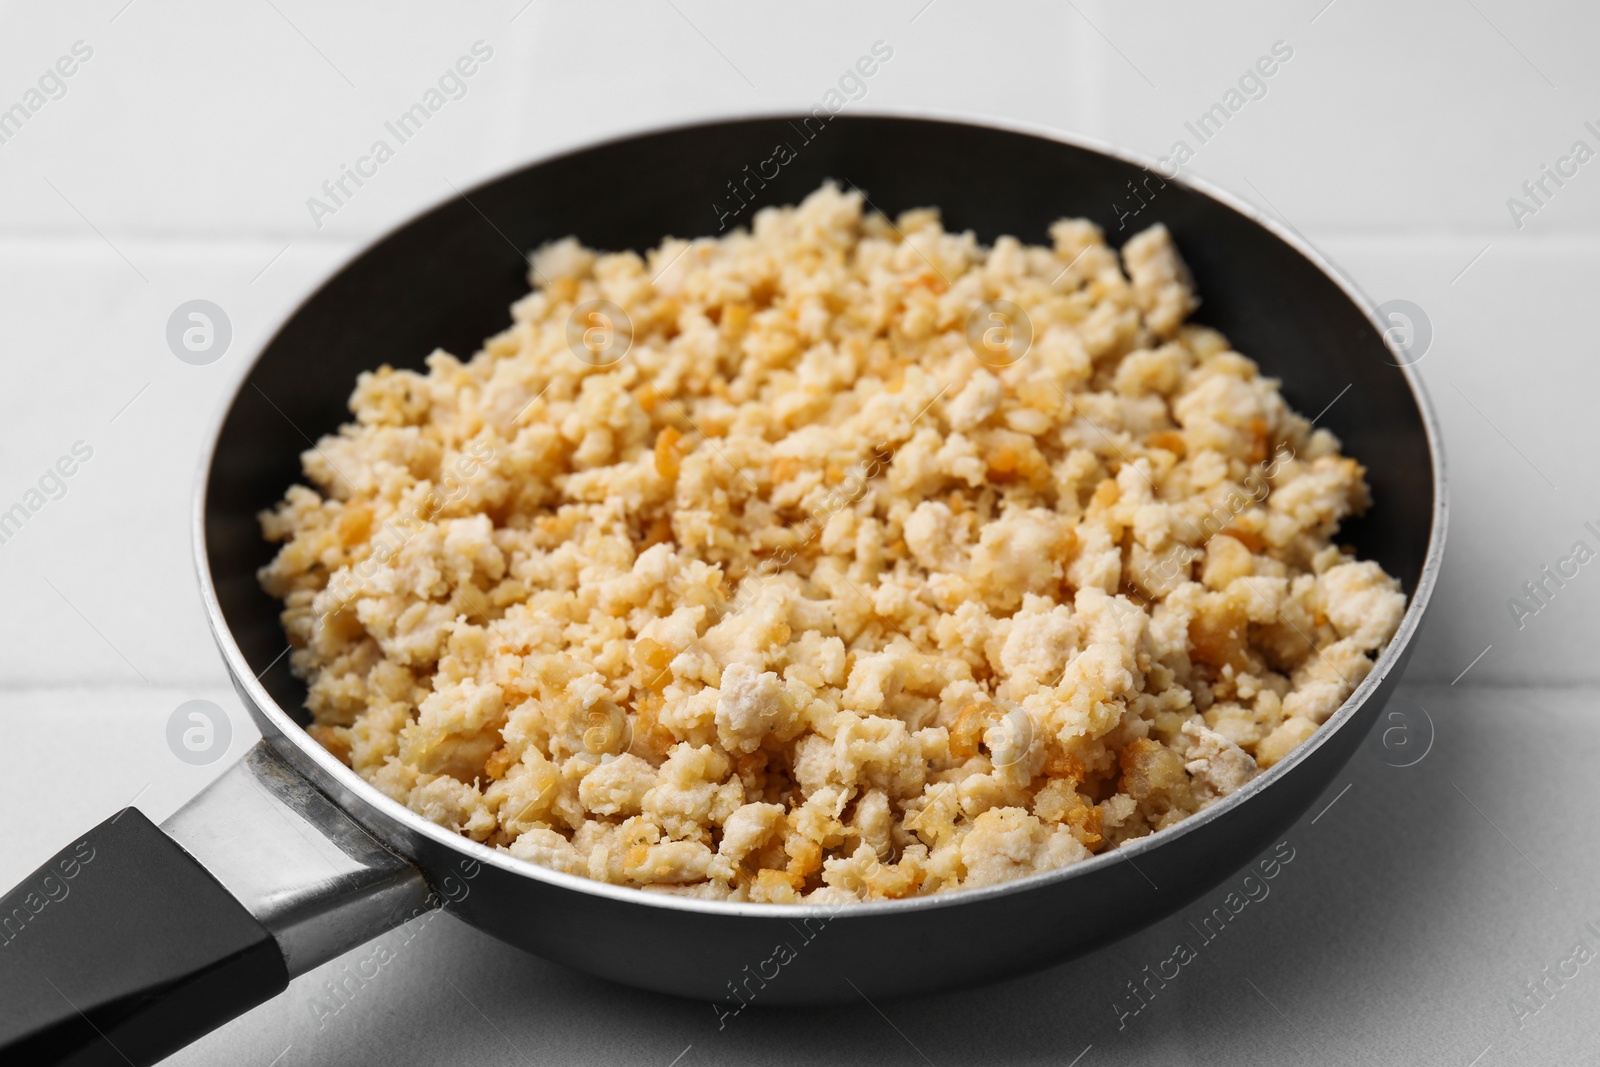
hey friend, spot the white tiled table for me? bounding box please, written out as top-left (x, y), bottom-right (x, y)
top-left (2, 2), bottom-right (1597, 1063)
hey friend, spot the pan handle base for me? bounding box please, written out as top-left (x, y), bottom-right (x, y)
top-left (162, 740), bottom-right (435, 979)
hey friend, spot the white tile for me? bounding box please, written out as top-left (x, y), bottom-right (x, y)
top-left (0, 1), bottom-right (549, 240)
top-left (0, 240), bottom-right (353, 685)
top-left (0, 0), bottom-right (1121, 243)
top-left (1085, 0), bottom-right (1600, 233)
top-left (1322, 233), bottom-right (1600, 686)
top-left (0, 684), bottom-right (252, 889)
top-left (6, 1), bottom-right (1600, 241)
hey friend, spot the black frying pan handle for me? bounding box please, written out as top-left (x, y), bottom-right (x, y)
top-left (0, 807), bottom-right (287, 1067)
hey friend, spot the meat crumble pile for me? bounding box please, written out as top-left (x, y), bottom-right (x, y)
top-left (259, 184), bottom-right (1405, 903)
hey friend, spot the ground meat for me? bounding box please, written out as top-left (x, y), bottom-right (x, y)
top-left (258, 184), bottom-right (1406, 901)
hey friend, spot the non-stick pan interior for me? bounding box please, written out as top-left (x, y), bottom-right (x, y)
top-left (204, 115), bottom-right (1435, 721)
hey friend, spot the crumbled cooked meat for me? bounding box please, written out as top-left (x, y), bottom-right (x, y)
top-left (260, 184), bottom-right (1405, 901)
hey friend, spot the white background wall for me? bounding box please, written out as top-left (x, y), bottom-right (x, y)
top-left (2, 3), bottom-right (1597, 1065)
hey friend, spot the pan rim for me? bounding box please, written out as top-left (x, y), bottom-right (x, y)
top-left (193, 104), bottom-right (1448, 921)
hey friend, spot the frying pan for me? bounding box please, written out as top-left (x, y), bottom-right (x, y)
top-left (0, 113), bottom-right (1446, 1066)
